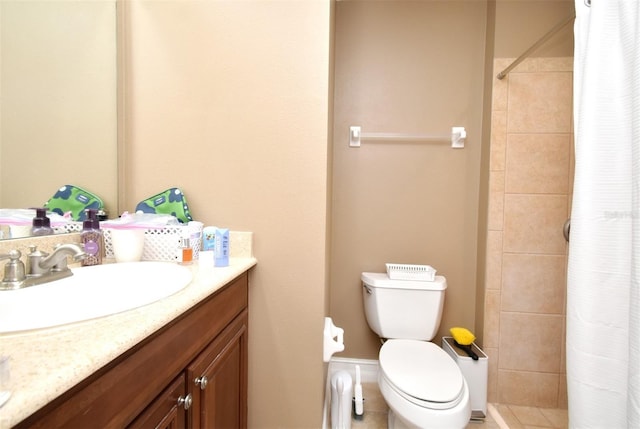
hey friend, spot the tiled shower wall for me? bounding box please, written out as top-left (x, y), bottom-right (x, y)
top-left (484, 57), bottom-right (573, 408)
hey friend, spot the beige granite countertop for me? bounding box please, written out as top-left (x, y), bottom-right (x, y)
top-left (0, 233), bottom-right (255, 428)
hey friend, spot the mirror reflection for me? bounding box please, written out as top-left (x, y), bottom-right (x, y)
top-left (0, 0), bottom-right (118, 239)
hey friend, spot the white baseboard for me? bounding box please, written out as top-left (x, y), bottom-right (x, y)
top-left (322, 357), bottom-right (380, 429)
top-left (328, 357), bottom-right (379, 383)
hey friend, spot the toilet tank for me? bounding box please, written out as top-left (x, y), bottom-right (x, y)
top-left (361, 272), bottom-right (447, 341)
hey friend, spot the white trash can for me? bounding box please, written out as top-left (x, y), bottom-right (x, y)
top-left (442, 336), bottom-right (488, 420)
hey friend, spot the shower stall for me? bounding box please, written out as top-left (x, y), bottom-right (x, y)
top-left (483, 55), bottom-right (574, 408)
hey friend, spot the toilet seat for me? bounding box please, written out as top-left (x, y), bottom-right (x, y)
top-left (379, 339), bottom-right (465, 410)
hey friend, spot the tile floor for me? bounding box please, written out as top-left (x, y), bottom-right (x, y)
top-left (351, 382), bottom-right (569, 429)
top-left (491, 403), bottom-right (568, 429)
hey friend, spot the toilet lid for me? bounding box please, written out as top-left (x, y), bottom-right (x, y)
top-left (379, 339), bottom-right (464, 404)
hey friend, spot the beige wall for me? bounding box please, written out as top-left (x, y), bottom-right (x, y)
top-left (331, 0), bottom-right (574, 404)
top-left (494, 0), bottom-right (574, 59)
top-left (123, 1), bottom-right (332, 427)
top-left (331, 1), bottom-right (488, 359)
top-left (118, 0), bottom-right (574, 425)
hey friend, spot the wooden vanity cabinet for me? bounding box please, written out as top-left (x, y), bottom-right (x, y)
top-left (128, 375), bottom-right (188, 429)
top-left (15, 272), bottom-right (249, 429)
top-left (188, 308), bottom-right (248, 428)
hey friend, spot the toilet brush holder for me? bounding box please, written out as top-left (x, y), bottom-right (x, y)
top-left (352, 397), bottom-right (365, 420)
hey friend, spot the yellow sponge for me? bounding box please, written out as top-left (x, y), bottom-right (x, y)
top-left (450, 327), bottom-right (476, 346)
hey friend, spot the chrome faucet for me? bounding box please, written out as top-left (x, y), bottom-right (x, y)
top-left (28, 244), bottom-right (86, 276)
top-left (0, 244), bottom-right (87, 290)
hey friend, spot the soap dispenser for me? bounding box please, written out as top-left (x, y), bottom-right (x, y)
top-left (31, 208), bottom-right (53, 236)
top-left (81, 209), bottom-right (103, 266)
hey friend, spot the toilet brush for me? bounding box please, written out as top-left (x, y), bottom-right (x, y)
top-left (353, 365), bottom-right (364, 419)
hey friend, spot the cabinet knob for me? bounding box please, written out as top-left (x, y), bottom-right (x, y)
top-left (177, 393), bottom-right (193, 410)
top-left (195, 376), bottom-right (208, 390)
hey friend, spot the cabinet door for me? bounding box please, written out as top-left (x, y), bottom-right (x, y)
top-left (188, 310), bottom-right (248, 429)
top-left (128, 375), bottom-right (188, 429)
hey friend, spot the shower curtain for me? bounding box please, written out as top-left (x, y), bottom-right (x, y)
top-left (568, 0), bottom-right (640, 427)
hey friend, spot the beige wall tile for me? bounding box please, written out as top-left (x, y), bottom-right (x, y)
top-left (494, 58), bottom-right (515, 75)
top-left (505, 133), bottom-right (571, 194)
top-left (486, 346), bottom-right (499, 403)
top-left (501, 253), bottom-right (566, 314)
top-left (489, 57), bottom-right (573, 408)
top-left (491, 111), bottom-right (507, 171)
top-left (557, 374), bottom-right (568, 409)
top-left (539, 56), bottom-right (573, 73)
top-left (490, 170), bottom-right (505, 194)
top-left (569, 134), bottom-right (575, 210)
top-left (512, 57), bottom-right (540, 74)
top-left (485, 230), bottom-right (503, 290)
top-left (493, 78), bottom-right (509, 111)
top-left (483, 290), bottom-right (501, 348)
top-left (508, 72), bottom-right (572, 133)
top-left (499, 312), bottom-right (563, 373)
top-left (503, 194), bottom-right (568, 254)
top-left (560, 315), bottom-right (567, 370)
top-left (488, 173), bottom-right (505, 231)
top-left (498, 369), bottom-right (560, 408)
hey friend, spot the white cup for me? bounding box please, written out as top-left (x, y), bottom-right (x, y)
top-left (110, 229), bottom-right (145, 263)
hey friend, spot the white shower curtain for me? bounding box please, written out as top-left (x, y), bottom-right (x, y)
top-left (568, 0), bottom-right (640, 427)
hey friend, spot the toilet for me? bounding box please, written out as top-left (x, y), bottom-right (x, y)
top-left (362, 272), bottom-right (471, 429)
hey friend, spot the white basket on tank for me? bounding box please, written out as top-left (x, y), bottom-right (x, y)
top-left (385, 263), bottom-right (436, 281)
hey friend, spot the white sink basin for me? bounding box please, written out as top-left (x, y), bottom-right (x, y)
top-left (0, 261), bottom-right (193, 334)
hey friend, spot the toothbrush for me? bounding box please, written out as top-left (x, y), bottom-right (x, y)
top-left (354, 365), bottom-right (364, 417)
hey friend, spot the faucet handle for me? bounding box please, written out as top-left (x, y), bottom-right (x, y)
top-left (28, 245), bottom-right (48, 256)
top-left (27, 245), bottom-right (48, 277)
top-left (0, 249), bottom-right (21, 262)
top-left (1, 250), bottom-right (26, 290)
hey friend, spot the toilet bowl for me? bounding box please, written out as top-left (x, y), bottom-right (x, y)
top-left (378, 339), bottom-right (471, 429)
top-left (361, 272), bottom-right (471, 428)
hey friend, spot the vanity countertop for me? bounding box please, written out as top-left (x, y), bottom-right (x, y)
top-left (0, 257), bottom-right (257, 428)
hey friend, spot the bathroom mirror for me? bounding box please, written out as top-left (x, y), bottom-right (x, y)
top-left (0, 0), bottom-right (118, 239)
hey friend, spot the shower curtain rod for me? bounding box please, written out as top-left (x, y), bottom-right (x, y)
top-left (497, 13), bottom-right (575, 80)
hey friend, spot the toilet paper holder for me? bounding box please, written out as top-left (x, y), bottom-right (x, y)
top-left (323, 317), bottom-right (345, 362)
